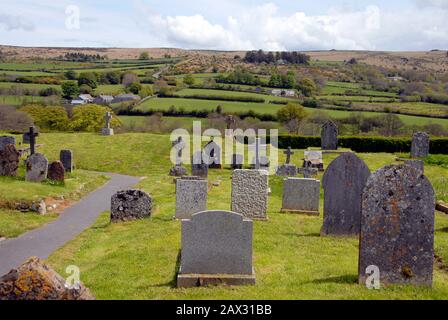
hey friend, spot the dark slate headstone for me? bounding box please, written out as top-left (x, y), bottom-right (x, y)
top-left (0, 136), bottom-right (15, 152)
top-left (321, 153), bottom-right (371, 236)
top-left (60, 150), bottom-right (73, 173)
top-left (231, 154), bottom-right (243, 170)
top-left (111, 190), bottom-right (152, 222)
top-left (321, 120), bottom-right (338, 150)
top-left (203, 140), bottom-right (222, 169)
top-left (410, 132), bottom-right (430, 158)
top-left (191, 151), bottom-right (208, 178)
top-left (47, 161), bottom-right (65, 182)
top-left (0, 144), bottom-right (20, 177)
top-left (359, 165), bottom-right (435, 286)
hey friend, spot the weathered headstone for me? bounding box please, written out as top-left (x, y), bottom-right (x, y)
top-left (0, 136), bottom-right (15, 151)
top-left (25, 153), bottom-right (48, 182)
top-left (249, 138), bottom-right (269, 169)
top-left (0, 144), bottom-right (20, 177)
top-left (231, 169), bottom-right (269, 220)
top-left (47, 161), bottom-right (65, 182)
top-left (191, 151), bottom-right (208, 178)
top-left (303, 150), bottom-right (324, 171)
top-left (169, 165), bottom-right (188, 177)
top-left (231, 154), bottom-right (244, 170)
top-left (284, 147), bottom-right (294, 164)
top-left (281, 178), bottom-right (320, 215)
top-left (321, 120), bottom-right (338, 150)
top-left (175, 177), bottom-right (208, 219)
top-left (298, 167), bottom-right (318, 178)
top-left (321, 153), bottom-right (371, 236)
top-left (405, 159), bottom-right (424, 174)
top-left (170, 137), bottom-right (187, 176)
top-left (177, 210), bottom-right (255, 287)
top-left (60, 150), bottom-right (73, 173)
top-left (0, 257), bottom-right (95, 300)
top-left (359, 165), bottom-right (435, 286)
top-left (203, 139), bottom-right (222, 169)
top-left (110, 190), bottom-right (152, 222)
top-left (410, 132), bottom-right (430, 158)
top-left (101, 112), bottom-right (114, 136)
top-left (276, 164), bottom-right (297, 177)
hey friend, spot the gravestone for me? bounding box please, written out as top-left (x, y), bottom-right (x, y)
top-left (169, 137), bottom-right (187, 176)
top-left (169, 165), bottom-right (187, 177)
top-left (359, 165), bottom-right (435, 286)
top-left (47, 161), bottom-right (65, 182)
top-left (231, 169), bottom-right (269, 220)
top-left (298, 167), bottom-right (318, 178)
top-left (0, 144), bottom-right (20, 177)
top-left (281, 178), bottom-right (320, 215)
top-left (405, 159), bottom-right (424, 174)
top-left (231, 154), bottom-right (244, 170)
top-left (303, 150), bottom-right (324, 171)
top-left (276, 147), bottom-right (297, 176)
top-left (175, 177), bottom-right (208, 219)
top-left (410, 132), bottom-right (430, 158)
top-left (321, 153), bottom-right (371, 236)
top-left (101, 112), bottom-right (114, 136)
top-left (0, 136), bottom-right (15, 152)
top-left (321, 120), bottom-right (338, 150)
top-left (110, 190), bottom-right (152, 222)
top-left (60, 149), bottom-right (73, 173)
top-left (177, 210), bottom-right (255, 287)
top-left (249, 138), bottom-right (269, 169)
top-left (191, 151), bottom-right (208, 178)
top-left (25, 153), bottom-right (48, 183)
top-left (23, 126), bottom-right (39, 154)
top-left (203, 139), bottom-right (222, 169)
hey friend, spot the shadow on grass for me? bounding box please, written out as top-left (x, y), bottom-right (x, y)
top-left (282, 232), bottom-right (321, 238)
top-left (309, 274), bottom-right (358, 285)
top-left (436, 227), bottom-right (448, 233)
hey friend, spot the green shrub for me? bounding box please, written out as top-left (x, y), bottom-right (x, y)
top-left (69, 105), bottom-right (121, 132)
top-left (20, 104), bottom-right (69, 131)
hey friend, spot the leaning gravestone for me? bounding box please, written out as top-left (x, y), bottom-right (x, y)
top-left (177, 210), bottom-right (255, 287)
top-left (410, 132), bottom-right (430, 158)
top-left (231, 169), bottom-right (269, 220)
top-left (0, 144), bottom-right (20, 177)
top-left (0, 136), bottom-right (15, 152)
top-left (175, 177), bottom-right (208, 219)
top-left (321, 153), bottom-right (371, 236)
top-left (25, 153), bottom-right (48, 183)
top-left (359, 165), bottom-right (435, 286)
top-left (191, 151), bottom-right (208, 178)
top-left (110, 190), bottom-right (152, 222)
top-left (321, 120), bottom-right (338, 150)
top-left (47, 161), bottom-right (65, 182)
top-left (60, 150), bottom-right (73, 173)
top-left (281, 178), bottom-right (320, 215)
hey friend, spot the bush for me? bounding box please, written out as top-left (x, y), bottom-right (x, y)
top-left (20, 104), bottom-right (69, 131)
top-left (0, 105), bottom-right (33, 132)
top-left (69, 105), bottom-right (121, 132)
top-left (39, 87), bottom-right (61, 97)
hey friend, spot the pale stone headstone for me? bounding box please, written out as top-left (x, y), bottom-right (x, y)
top-left (359, 165), bottom-right (435, 286)
top-left (281, 178), bottom-right (320, 215)
top-left (177, 210), bottom-right (255, 287)
top-left (47, 161), bottom-right (65, 182)
top-left (60, 150), bottom-right (73, 173)
top-left (0, 136), bottom-right (15, 152)
top-left (25, 153), bottom-right (48, 182)
top-left (175, 177), bottom-right (208, 220)
top-left (303, 150), bottom-right (324, 171)
top-left (0, 144), bottom-right (20, 177)
top-left (110, 190), bottom-right (152, 222)
top-left (321, 153), bottom-right (371, 236)
top-left (410, 132), bottom-right (430, 158)
top-left (321, 120), bottom-right (338, 150)
top-left (231, 169), bottom-right (269, 220)
top-left (101, 112), bottom-right (114, 136)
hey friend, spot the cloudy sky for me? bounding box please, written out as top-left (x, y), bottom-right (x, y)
top-left (0, 0), bottom-right (447, 51)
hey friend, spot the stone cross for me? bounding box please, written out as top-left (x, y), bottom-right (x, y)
top-left (174, 137), bottom-right (185, 165)
top-left (284, 147), bottom-right (294, 164)
top-left (27, 126), bottom-right (39, 155)
top-left (225, 115), bottom-right (236, 130)
top-left (104, 112), bottom-right (112, 129)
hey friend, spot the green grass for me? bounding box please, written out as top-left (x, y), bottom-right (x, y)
top-left (175, 88), bottom-right (298, 103)
top-left (8, 132), bottom-right (445, 299)
top-left (0, 209), bottom-right (57, 239)
top-left (94, 84), bottom-right (126, 95)
top-left (0, 82), bottom-right (60, 90)
top-left (0, 95), bottom-right (49, 106)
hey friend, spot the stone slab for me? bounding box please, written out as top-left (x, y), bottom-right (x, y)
top-left (281, 178), bottom-right (320, 215)
top-left (175, 177), bottom-right (208, 219)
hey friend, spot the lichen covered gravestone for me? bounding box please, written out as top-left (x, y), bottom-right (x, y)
top-left (359, 165), bottom-right (435, 286)
top-left (47, 161), bottom-right (65, 182)
top-left (177, 210), bottom-right (255, 287)
top-left (101, 111), bottom-right (114, 136)
top-left (60, 149), bottom-right (73, 173)
top-left (321, 153), bottom-right (371, 236)
top-left (410, 132), bottom-right (430, 158)
top-left (175, 177), bottom-right (208, 219)
top-left (281, 178), bottom-right (320, 215)
top-left (303, 150), bottom-right (324, 171)
top-left (25, 153), bottom-right (48, 182)
top-left (405, 159), bottom-right (424, 174)
top-left (321, 120), bottom-right (338, 150)
top-left (231, 169), bottom-right (269, 220)
top-left (111, 190), bottom-right (152, 222)
top-left (0, 257), bottom-right (94, 300)
top-left (0, 144), bottom-right (20, 177)
top-left (191, 151), bottom-right (208, 178)
top-left (0, 136), bottom-right (15, 151)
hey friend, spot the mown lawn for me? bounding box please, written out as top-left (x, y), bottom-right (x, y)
top-left (11, 132), bottom-right (444, 300)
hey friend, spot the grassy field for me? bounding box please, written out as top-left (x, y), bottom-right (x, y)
top-left (0, 95), bottom-right (49, 106)
top-left (0, 132), bottom-right (444, 299)
top-left (175, 88), bottom-right (298, 103)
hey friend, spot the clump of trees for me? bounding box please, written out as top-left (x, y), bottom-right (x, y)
top-left (244, 50), bottom-right (310, 64)
top-left (277, 102), bottom-right (309, 134)
top-left (59, 52), bottom-right (107, 62)
top-left (0, 105), bottom-right (33, 132)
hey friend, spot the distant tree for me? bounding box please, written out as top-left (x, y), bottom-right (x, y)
top-left (127, 82), bottom-right (142, 94)
top-left (297, 78), bottom-right (318, 97)
top-left (20, 104), bottom-right (69, 131)
top-left (64, 70), bottom-right (77, 80)
top-left (104, 71), bottom-right (121, 85)
top-left (216, 105), bottom-right (223, 114)
top-left (183, 74), bottom-right (195, 86)
top-left (277, 103), bottom-right (308, 134)
top-left (0, 105), bottom-right (33, 131)
top-left (347, 58), bottom-right (358, 65)
top-left (69, 105), bottom-right (121, 132)
top-left (38, 87), bottom-right (61, 97)
top-left (78, 72), bottom-right (98, 89)
top-left (139, 52), bottom-right (150, 60)
top-left (61, 81), bottom-right (79, 99)
top-left (139, 85), bottom-right (153, 98)
top-left (79, 84), bottom-right (93, 94)
top-left (122, 73), bottom-right (139, 87)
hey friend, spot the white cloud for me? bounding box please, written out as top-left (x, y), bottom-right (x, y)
top-left (415, 0), bottom-right (448, 9)
top-left (0, 14), bottom-right (34, 31)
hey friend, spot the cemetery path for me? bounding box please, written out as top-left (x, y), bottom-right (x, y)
top-left (0, 173), bottom-right (141, 276)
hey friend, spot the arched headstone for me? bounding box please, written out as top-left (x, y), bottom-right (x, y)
top-left (321, 120), bottom-right (338, 150)
top-left (321, 153), bottom-right (370, 236)
top-left (359, 165), bottom-right (435, 286)
top-left (25, 153), bottom-right (48, 183)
